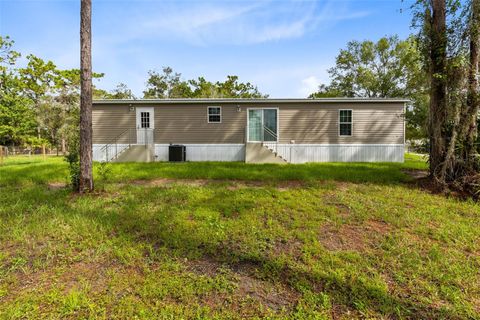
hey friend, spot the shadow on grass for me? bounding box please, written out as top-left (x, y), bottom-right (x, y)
top-left (0, 162), bottom-right (68, 186)
top-left (0, 154), bottom-right (428, 187)
top-left (61, 183), bottom-right (460, 319)
top-left (107, 161), bottom-right (416, 185)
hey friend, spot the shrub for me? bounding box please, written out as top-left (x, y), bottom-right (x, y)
top-left (64, 130), bottom-right (80, 191)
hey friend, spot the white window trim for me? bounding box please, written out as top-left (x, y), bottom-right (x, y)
top-left (339, 109), bottom-right (353, 137)
top-left (246, 107), bottom-right (279, 143)
top-left (207, 106), bottom-right (222, 123)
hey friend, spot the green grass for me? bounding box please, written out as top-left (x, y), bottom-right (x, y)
top-left (0, 154), bottom-right (479, 319)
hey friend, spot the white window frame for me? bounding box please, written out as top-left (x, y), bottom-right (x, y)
top-left (246, 107), bottom-right (279, 142)
top-left (207, 106), bottom-right (222, 123)
top-left (338, 109), bottom-right (353, 137)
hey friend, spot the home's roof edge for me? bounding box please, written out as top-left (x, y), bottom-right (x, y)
top-left (93, 98), bottom-right (410, 104)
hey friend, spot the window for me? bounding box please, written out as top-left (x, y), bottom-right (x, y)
top-left (208, 106), bottom-right (221, 123)
top-left (140, 112), bottom-right (150, 128)
top-left (339, 109), bottom-right (352, 136)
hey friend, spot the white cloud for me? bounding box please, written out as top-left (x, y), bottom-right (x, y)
top-left (101, 0), bottom-right (371, 46)
top-left (299, 76), bottom-right (322, 97)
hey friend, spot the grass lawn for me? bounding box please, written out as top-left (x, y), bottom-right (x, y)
top-left (0, 155), bottom-right (479, 319)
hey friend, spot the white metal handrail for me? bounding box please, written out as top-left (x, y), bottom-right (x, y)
top-left (100, 128), bottom-right (135, 162)
top-left (262, 125), bottom-right (278, 155)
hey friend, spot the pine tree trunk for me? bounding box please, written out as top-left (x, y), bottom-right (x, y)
top-left (79, 0), bottom-right (94, 192)
top-left (428, 0), bottom-right (448, 178)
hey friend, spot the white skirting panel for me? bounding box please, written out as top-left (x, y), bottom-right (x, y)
top-left (264, 143), bottom-right (404, 163)
top-left (154, 144), bottom-right (245, 162)
top-left (93, 144), bottom-right (129, 162)
top-left (94, 143), bottom-right (403, 163)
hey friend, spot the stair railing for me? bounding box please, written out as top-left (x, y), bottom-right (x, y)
top-left (262, 125), bottom-right (278, 155)
top-left (100, 128), bottom-right (135, 162)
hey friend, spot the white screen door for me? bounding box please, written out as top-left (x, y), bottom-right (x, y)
top-left (136, 107), bottom-right (154, 144)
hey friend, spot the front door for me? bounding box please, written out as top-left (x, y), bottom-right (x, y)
top-left (136, 107), bottom-right (154, 144)
top-left (248, 109), bottom-right (278, 142)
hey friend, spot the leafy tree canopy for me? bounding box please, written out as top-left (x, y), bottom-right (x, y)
top-left (143, 67), bottom-right (268, 99)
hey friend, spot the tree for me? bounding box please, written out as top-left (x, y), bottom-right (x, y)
top-left (108, 83), bottom-right (136, 99)
top-left (425, 0), bottom-right (448, 177)
top-left (38, 96), bottom-right (66, 154)
top-left (210, 75), bottom-right (267, 98)
top-left (0, 36), bottom-right (20, 66)
top-left (79, 0), bottom-right (93, 192)
top-left (412, 0), bottom-right (480, 194)
top-left (18, 55), bottom-right (58, 138)
top-left (143, 67), bottom-right (268, 99)
top-left (310, 36), bottom-right (428, 141)
top-left (0, 79), bottom-right (36, 146)
top-left (0, 36), bottom-right (36, 146)
top-left (143, 67), bottom-right (191, 98)
top-left (309, 84), bottom-right (343, 98)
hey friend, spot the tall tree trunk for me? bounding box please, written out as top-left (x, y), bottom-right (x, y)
top-left (79, 0), bottom-right (93, 192)
top-left (428, 0), bottom-right (448, 178)
top-left (437, 0), bottom-right (479, 186)
top-left (465, 0), bottom-right (480, 163)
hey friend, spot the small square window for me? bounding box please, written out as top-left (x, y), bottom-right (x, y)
top-left (208, 107), bottom-right (221, 123)
top-left (339, 110), bottom-right (352, 136)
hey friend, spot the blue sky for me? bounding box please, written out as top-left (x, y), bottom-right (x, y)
top-left (0, 0), bottom-right (415, 98)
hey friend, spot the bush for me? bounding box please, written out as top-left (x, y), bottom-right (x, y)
top-left (96, 161), bottom-right (112, 190)
top-left (64, 131), bottom-right (80, 191)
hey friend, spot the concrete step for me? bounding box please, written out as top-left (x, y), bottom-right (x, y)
top-left (245, 143), bottom-right (287, 164)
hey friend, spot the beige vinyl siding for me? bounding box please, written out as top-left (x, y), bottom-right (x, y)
top-left (92, 105), bottom-right (135, 144)
top-left (154, 104), bottom-right (246, 144)
top-left (278, 103), bottom-right (404, 144)
top-left (92, 102), bottom-right (404, 145)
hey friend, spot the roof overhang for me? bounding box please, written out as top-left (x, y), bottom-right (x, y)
top-left (93, 98), bottom-right (410, 105)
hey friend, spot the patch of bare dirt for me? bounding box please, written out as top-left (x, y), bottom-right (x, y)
top-left (47, 181), bottom-right (67, 190)
top-left (365, 220), bottom-right (391, 234)
top-left (56, 260), bottom-right (112, 293)
top-left (2, 254), bottom-right (115, 304)
top-left (319, 220), bottom-right (391, 252)
top-left (402, 169), bottom-right (429, 180)
top-left (236, 273), bottom-right (300, 311)
top-left (319, 224), bottom-right (367, 251)
top-left (128, 178), bottom-right (310, 191)
top-left (336, 182), bottom-right (351, 192)
top-left (184, 257), bottom-right (300, 313)
top-left (276, 180), bottom-right (306, 191)
top-left (273, 239), bottom-right (303, 260)
top-left (323, 193), bottom-right (352, 218)
top-left (185, 258), bottom-right (223, 277)
top-left (131, 178), bottom-right (210, 187)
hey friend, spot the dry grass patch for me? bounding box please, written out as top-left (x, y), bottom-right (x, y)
top-left (184, 257), bottom-right (301, 315)
top-left (319, 220), bottom-right (391, 252)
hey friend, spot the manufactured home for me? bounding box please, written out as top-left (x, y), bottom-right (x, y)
top-left (92, 98), bottom-right (406, 163)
